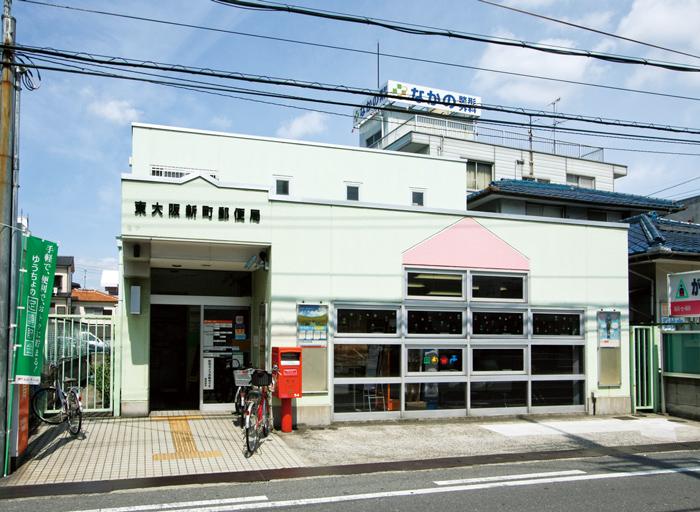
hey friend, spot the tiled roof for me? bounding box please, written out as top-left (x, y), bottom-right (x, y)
top-left (71, 289), bottom-right (118, 303)
top-left (467, 179), bottom-right (684, 212)
top-left (627, 212), bottom-right (700, 257)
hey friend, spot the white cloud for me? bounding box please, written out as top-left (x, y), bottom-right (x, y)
top-left (472, 34), bottom-right (602, 105)
top-left (566, 10), bottom-right (614, 31)
top-left (502, 0), bottom-right (559, 7)
top-left (88, 99), bottom-right (142, 125)
top-left (210, 116), bottom-right (233, 131)
top-left (275, 112), bottom-right (328, 140)
top-left (617, 0), bottom-right (700, 52)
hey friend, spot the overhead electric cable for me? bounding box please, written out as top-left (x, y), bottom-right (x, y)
top-left (213, 0), bottom-right (700, 73)
top-left (478, 0), bottom-right (700, 61)
top-left (10, 43), bottom-right (700, 136)
top-left (19, 0), bottom-right (700, 104)
top-left (19, 55), bottom-right (700, 150)
top-left (646, 176), bottom-right (700, 196)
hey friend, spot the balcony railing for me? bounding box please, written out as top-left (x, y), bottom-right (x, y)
top-left (369, 115), bottom-right (604, 162)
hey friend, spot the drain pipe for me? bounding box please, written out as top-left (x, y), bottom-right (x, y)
top-left (591, 391), bottom-right (597, 416)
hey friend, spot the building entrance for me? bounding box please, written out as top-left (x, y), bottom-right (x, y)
top-left (149, 305), bottom-right (200, 410)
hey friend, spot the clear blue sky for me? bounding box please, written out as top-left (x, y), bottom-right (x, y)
top-left (13, 0), bottom-right (700, 287)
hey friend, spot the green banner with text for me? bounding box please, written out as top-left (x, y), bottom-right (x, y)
top-left (13, 235), bottom-right (58, 385)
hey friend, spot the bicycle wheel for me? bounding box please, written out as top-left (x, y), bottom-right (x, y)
top-left (245, 401), bottom-right (261, 454)
top-left (66, 389), bottom-right (82, 436)
top-left (262, 394), bottom-right (272, 438)
top-left (31, 387), bottom-right (65, 425)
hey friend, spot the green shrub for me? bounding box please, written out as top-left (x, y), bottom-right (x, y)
top-left (95, 362), bottom-right (111, 407)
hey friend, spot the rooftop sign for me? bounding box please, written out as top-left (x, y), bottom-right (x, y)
top-left (353, 80), bottom-right (481, 128)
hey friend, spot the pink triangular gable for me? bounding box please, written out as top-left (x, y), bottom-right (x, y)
top-left (402, 218), bottom-right (529, 270)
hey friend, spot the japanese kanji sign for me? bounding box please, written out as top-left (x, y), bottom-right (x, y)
top-left (669, 271), bottom-right (700, 317)
top-left (14, 235), bottom-right (58, 384)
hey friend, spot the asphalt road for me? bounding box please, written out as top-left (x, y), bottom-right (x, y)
top-left (3, 449), bottom-right (700, 512)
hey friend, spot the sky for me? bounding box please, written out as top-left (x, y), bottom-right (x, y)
top-left (12, 0), bottom-right (700, 288)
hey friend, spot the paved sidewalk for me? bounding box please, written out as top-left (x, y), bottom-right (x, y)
top-left (2, 413), bottom-right (700, 487)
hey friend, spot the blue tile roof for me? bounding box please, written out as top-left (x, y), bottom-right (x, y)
top-left (467, 179), bottom-right (684, 212)
top-left (627, 212), bottom-right (700, 257)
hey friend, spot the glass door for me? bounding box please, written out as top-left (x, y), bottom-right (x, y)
top-left (200, 306), bottom-right (251, 411)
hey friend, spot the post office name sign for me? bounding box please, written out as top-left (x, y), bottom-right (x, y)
top-left (134, 201), bottom-right (261, 223)
top-left (669, 271), bottom-right (700, 317)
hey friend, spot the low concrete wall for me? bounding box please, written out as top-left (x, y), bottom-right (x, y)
top-left (665, 377), bottom-right (700, 420)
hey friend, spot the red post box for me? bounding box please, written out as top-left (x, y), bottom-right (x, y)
top-left (272, 347), bottom-right (302, 398)
top-left (272, 347), bottom-right (302, 433)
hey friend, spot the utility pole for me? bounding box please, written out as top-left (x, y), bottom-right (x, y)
top-left (0, 0), bottom-right (15, 477)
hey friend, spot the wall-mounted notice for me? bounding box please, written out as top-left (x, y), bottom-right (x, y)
top-left (597, 311), bottom-right (621, 348)
top-left (203, 319), bottom-right (233, 349)
top-left (203, 357), bottom-right (214, 390)
top-left (297, 304), bottom-right (328, 346)
top-left (234, 315), bottom-right (246, 341)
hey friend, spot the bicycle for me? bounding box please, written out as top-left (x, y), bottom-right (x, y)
top-left (31, 360), bottom-right (83, 436)
top-left (243, 365), bottom-right (278, 456)
top-left (233, 367), bottom-right (254, 427)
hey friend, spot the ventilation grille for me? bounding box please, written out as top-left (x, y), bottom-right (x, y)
top-left (150, 164), bottom-right (218, 180)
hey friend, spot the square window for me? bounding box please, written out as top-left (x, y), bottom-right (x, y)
top-left (412, 191), bottom-right (424, 206)
top-left (347, 185), bottom-right (359, 201)
top-left (466, 161), bottom-right (493, 190)
top-left (276, 179), bottom-right (289, 195)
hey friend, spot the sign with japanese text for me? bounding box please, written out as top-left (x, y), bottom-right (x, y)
top-left (354, 79), bottom-right (481, 127)
top-left (14, 236), bottom-right (58, 384)
top-left (597, 311), bottom-right (621, 348)
top-left (669, 271), bottom-right (700, 317)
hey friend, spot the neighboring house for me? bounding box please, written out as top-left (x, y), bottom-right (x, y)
top-left (466, 179), bottom-right (683, 221)
top-left (100, 269), bottom-right (119, 297)
top-left (51, 256), bottom-right (75, 314)
top-left (665, 194), bottom-right (700, 224)
top-left (71, 288), bottom-right (118, 316)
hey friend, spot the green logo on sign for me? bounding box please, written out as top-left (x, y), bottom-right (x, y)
top-left (676, 279), bottom-right (688, 299)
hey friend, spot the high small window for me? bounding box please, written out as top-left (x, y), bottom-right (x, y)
top-left (472, 311), bottom-right (525, 335)
top-left (466, 161), bottom-right (493, 191)
top-left (412, 190), bottom-right (424, 207)
top-left (525, 203), bottom-right (564, 218)
top-left (587, 210), bottom-right (607, 222)
top-left (408, 272), bottom-right (463, 298)
top-left (566, 174), bottom-right (595, 189)
top-left (346, 185), bottom-right (360, 201)
top-left (472, 275), bottom-right (525, 300)
top-left (365, 130), bottom-right (382, 147)
top-left (276, 179), bottom-right (289, 195)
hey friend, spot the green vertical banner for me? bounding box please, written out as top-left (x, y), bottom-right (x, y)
top-left (13, 236), bottom-right (58, 385)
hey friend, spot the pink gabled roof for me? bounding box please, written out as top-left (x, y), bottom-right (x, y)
top-left (402, 217), bottom-right (529, 270)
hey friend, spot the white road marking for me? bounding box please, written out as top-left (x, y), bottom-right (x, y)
top-left (433, 469), bottom-right (586, 486)
top-left (75, 495), bottom-right (269, 512)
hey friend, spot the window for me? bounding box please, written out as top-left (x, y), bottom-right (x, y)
top-left (587, 210), bottom-right (607, 222)
top-left (407, 348), bottom-right (464, 373)
top-left (471, 275), bottom-right (525, 300)
top-left (531, 346), bottom-right (584, 374)
top-left (405, 382), bottom-right (466, 411)
top-left (346, 184), bottom-right (360, 201)
top-left (336, 308), bottom-right (398, 334)
top-left (407, 310), bottom-right (463, 335)
top-left (472, 348), bottom-right (524, 372)
top-left (532, 313), bottom-right (581, 336)
top-left (472, 311), bottom-right (525, 335)
top-left (334, 383), bottom-right (400, 413)
top-left (566, 174), bottom-right (595, 189)
top-left (407, 271), bottom-right (463, 299)
top-left (532, 380), bottom-right (584, 406)
top-left (471, 381), bottom-right (527, 408)
top-left (466, 161), bottom-right (493, 191)
top-left (365, 130), bottom-right (382, 147)
top-left (333, 344), bottom-right (401, 378)
top-left (411, 190), bottom-right (424, 207)
top-left (525, 203), bottom-right (564, 218)
top-left (522, 176), bottom-right (550, 184)
top-left (275, 179), bottom-right (290, 195)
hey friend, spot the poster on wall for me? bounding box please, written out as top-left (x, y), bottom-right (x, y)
top-left (597, 311), bottom-right (621, 348)
top-left (203, 357), bottom-right (214, 390)
top-left (297, 304), bottom-right (328, 346)
top-left (203, 319), bottom-right (233, 349)
top-left (234, 315), bottom-right (246, 341)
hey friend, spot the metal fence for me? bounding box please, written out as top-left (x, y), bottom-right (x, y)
top-left (45, 314), bottom-right (115, 413)
top-left (631, 325), bottom-right (656, 411)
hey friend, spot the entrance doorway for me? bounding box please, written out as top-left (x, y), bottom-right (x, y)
top-left (149, 305), bottom-right (200, 410)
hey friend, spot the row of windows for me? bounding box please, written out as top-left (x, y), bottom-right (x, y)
top-left (334, 344), bottom-right (584, 377)
top-left (407, 272), bottom-right (526, 301)
top-left (336, 308), bottom-right (582, 337)
top-left (275, 178), bottom-right (425, 206)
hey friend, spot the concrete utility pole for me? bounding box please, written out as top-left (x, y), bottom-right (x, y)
top-left (0, 0), bottom-right (15, 476)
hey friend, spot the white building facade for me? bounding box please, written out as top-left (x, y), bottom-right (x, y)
top-left (118, 123), bottom-right (631, 424)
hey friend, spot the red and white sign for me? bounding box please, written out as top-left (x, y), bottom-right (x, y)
top-left (669, 271), bottom-right (700, 317)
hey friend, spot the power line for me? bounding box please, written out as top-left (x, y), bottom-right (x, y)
top-left (478, 0), bottom-right (700, 61)
top-left (214, 0), bottom-right (700, 73)
top-left (647, 176), bottom-right (700, 196)
top-left (19, 0), bottom-right (700, 104)
top-left (20, 54), bottom-right (700, 151)
top-left (11, 43), bottom-right (700, 136)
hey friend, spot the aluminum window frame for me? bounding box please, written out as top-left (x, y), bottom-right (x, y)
top-left (531, 309), bottom-right (585, 339)
top-left (405, 345), bottom-right (468, 376)
top-left (272, 174), bottom-right (292, 196)
top-left (404, 306), bottom-right (467, 339)
top-left (469, 271), bottom-right (528, 303)
top-left (333, 303), bottom-right (401, 339)
top-left (471, 345), bottom-right (527, 375)
top-left (404, 268), bottom-right (467, 302)
top-left (470, 308), bottom-right (528, 338)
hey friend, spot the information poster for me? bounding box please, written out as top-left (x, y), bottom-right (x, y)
top-left (202, 319), bottom-right (233, 349)
top-left (234, 315), bottom-right (246, 341)
top-left (203, 357), bottom-right (214, 390)
top-left (297, 304), bottom-right (328, 346)
top-left (597, 311), bottom-right (621, 348)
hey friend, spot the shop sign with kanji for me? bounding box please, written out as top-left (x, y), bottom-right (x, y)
top-left (669, 271), bottom-right (700, 317)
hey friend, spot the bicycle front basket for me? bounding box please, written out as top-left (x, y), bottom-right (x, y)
top-left (251, 370), bottom-right (272, 387)
top-left (233, 369), bottom-right (252, 387)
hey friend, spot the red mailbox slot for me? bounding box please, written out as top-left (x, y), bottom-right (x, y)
top-left (272, 347), bottom-right (302, 399)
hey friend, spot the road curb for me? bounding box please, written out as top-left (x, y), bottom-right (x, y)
top-left (2, 440), bottom-right (700, 500)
